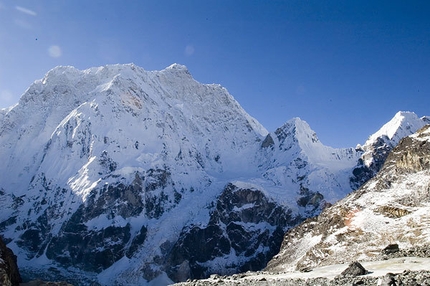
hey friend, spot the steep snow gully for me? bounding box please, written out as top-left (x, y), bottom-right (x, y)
top-left (0, 64), bottom-right (428, 285)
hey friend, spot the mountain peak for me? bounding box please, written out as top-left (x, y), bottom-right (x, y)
top-left (164, 63), bottom-right (191, 75)
top-left (351, 111), bottom-right (429, 189)
top-left (166, 63), bottom-right (188, 70)
top-left (39, 65), bottom-right (81, 84)
top-left (1, 62), bottom-right (268, 189)
top-left (276, 117), bottom-right (319, 145)
top-left (365, 111), bottom-right (425, 146)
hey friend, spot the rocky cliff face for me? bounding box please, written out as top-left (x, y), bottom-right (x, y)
top-left (0, 236), bottom-right (21, 286)
top-left (266, 125), bottom-right (430, 273)
top-left (166, 182), bottom-right (301, 281)
top-left (0, 63), bottom-right (424, 285)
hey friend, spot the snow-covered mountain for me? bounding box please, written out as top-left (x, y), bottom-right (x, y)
top-left (350, 111), bottom-right (429, 189)
top-left (266, 124), bottom-right (430, 273)
top-left (0, 63), bottom-right (425, 285)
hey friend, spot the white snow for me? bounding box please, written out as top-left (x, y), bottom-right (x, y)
top-left (1, 63), bottom-right (428, 286)
top-left (365, 111), bottom-right (427, 146)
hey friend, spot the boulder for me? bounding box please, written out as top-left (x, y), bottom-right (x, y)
top-left (382, 244), bottom-right (400, 255)
top-left (340, 261), bottom-right (367, 277)
top-left (377, 273), bottom-right (397, 286)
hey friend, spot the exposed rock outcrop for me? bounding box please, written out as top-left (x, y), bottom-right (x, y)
top-left (0, 236), bottom-right (21, 286)
top-left (166, 183), bottom-right (301, 281)
top-left (381, 244), bottom-right (400, 255)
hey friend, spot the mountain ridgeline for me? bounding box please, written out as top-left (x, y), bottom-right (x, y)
top-left (0, 64), bottom-right (428, 285)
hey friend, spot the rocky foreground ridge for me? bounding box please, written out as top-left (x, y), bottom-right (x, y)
top-left (0, 63), bottom-right (428, 285)
top-left (174, 245), bottom-right (430, 285)
top-left (174, 270), bottom-right (430, 286)
top-left (175, 268), bottom-right (430, 286)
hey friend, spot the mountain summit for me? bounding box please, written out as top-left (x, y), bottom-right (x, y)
top-left (350, 111), bottom-right (429, 189)
top-left (0, 64), bottom-right (427, 285)
top-left (365, 111), bottom-right (428, 145)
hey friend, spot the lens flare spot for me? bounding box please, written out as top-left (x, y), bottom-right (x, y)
top-left (184, 44), bottom-right (195, 56)
top-left (48, 45), bottom-right (62, 58)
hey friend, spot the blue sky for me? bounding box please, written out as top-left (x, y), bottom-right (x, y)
top-left (1, 1), bottom-right (429, 147)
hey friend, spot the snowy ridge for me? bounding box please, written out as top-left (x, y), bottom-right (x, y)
top-left (349, 111), bottom-right (429, 190)
top-left (259, 117), bottom-right (360, 205)
top-left (287, 118), bottom-right (358, 171)
top-left (365, 111), bottom-right (427, 147)
top-left (0, 63), bottom-right (266, 193)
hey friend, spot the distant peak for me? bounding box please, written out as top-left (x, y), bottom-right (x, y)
top-left (366, 111), bottom-right (425, 146)
top-left (393, 111), bottom-right (418, 120)
top-left (275, 117), bottom-right (320, 145)
top-left (49, 65), bottom-right (79, 72)
top-left (166, 63), bottom-right (189, 71)
top-left (36, 65), bottom-right (82, 87)
top-left (290, 117), bottom-right (307, 125)
top-left (280, 117), bottom-right (311, 132)
top-left (158, 63), bottom-right (192, 79)
top-left (44, 65), bottom-right (80, 77)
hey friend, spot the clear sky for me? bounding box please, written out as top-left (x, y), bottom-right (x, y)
top-left (1, 1), bottom-right (429, 147)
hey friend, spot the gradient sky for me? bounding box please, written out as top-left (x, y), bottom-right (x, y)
top-left (1, 1), bottom-right (429, 147)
